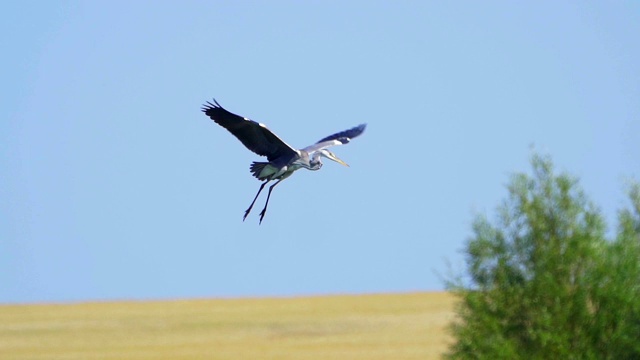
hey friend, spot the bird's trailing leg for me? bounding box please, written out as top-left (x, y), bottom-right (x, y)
top-left (244, 180), bottom-right (269, 221)
top-left (258, 179), bottom-right (284, 224)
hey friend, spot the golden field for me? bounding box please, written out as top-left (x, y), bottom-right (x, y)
top-left (0, 292), bottom-right (455, 360)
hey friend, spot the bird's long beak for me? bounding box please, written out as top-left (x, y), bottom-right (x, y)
top-left (327, 153), bottom-right (349, 167)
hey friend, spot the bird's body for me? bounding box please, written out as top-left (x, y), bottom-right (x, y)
top-left (250, 148), bottom-right (323, 180)
top-left (202, 99), bottom-right (366, 223)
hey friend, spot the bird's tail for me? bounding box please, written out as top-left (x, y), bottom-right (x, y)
top-left (250, 162), bottom-right (271, 180)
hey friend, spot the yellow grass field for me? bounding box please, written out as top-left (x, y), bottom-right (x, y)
top-left (0, 292), bottom-right (455, 360)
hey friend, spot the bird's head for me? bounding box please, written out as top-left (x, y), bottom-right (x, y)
top-left (317, 149), bottom-right (349, 167)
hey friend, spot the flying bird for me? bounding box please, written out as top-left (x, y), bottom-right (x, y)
top-left (202, 99), bottom-right (366, 224)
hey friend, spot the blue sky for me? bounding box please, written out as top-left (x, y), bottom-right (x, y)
top-left (2, 1), bottom-right (639, 303)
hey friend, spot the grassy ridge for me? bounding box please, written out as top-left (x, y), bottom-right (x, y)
top-left (0, 292), bottom-right (454, 359)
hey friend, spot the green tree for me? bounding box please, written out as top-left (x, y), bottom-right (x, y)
top-left (446, 154), bottom-right (640, 359)
top-left (587, 183), bottom-right (640, 358)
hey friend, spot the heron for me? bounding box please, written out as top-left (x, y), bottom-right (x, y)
top-left (201, 99), bottom-right (366, 224)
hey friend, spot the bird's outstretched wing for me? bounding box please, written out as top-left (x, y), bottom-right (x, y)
top-left (302, 124), bottom-right (367, 153)
top-left (202, 99), bottom-right (298, 161)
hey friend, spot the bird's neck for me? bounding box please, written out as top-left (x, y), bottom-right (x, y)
top-left (309, 161), bottom-right (322, 171)
top-left (292, 156), bottom-right (322, 171)
top-left (307, 153), bottom-right (323, 171)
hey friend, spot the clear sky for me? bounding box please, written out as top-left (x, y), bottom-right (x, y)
top-left (2, 1), bottom-right (639, 303)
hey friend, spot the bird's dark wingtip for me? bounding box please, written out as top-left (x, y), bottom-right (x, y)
top-left (201, 99), bottom-right (224, 113)
top-left (349, 123), bottom-right (367, 138)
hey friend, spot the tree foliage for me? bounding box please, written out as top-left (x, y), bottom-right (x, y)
top-left (447, 154), bottom-right (640, 359)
